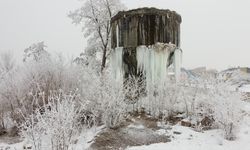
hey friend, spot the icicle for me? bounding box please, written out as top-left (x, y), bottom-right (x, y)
top-left (136, 43), bottom-right (176, 91)
top-left (116, 24), bottom-right (119, 47)
top-left (111, 47), bottom-right (124, 82)
top-left (174, 48), bottom-right (182, 82)
top-left (111, 24), bottom-right (124, 82)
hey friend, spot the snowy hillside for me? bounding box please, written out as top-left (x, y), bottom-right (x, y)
top-left (219, 67), bottom-right (250, 88)
top-left (183, 67), bottom-right (250, 100)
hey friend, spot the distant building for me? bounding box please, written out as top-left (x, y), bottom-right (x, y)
top-left (239, 67), bottom-right (250, 73)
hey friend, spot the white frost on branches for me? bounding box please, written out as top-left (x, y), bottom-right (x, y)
top-left (69, 0), bottom-right (126, 71)
top-left (23, 42), bottom-right (49, 62)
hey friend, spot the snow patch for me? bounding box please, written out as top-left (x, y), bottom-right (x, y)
top-left (239, 84), bottom-right (250, 93)
top-left (75, 126), bottom-right (104, 150)
top-left (128, 124), bottom-right (145, 130)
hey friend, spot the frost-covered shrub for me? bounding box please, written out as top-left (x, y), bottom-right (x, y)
top-left (99, 76), bottom-right (129, 128)
top-left (209, 81), bottom-right (242, 140)
top-left (129, 74), bottom-right (242, 140)
top-left (0, 67), bottom-right (26, 127)
top-left (21, 92), bottom-right (85, 150)
top-left (76, 71), bottom-right (130, 128)
top-left (180, 77), bottom-right (242, 140)
top-left (19, 70), bottom-right (133, 149)
top-left (134, 78), bottom-right (180, 118)
top-left (0, 47), bottom-right (243, 142)
top-left (0, 55), bottom-right (86, 125)
top-left (132, 77), bottom-right (201, 119)
top-left (0, 51), bottom-right (132, 131)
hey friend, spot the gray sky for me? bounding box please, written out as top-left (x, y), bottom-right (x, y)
top-left (0, 0), bottom-right (250, 70)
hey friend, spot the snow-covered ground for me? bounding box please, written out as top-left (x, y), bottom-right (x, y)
top-left (2, 105), bottom-right (250, 150)
top-left (1, 101), bottom-right (250, 150)
top-left (1, 107), bottom-right (250, 150)
top-left (128, 102), bottom-right (250, 150)
top-left (0, 142), bottom-right (24, 150)
top-left (1, 85), bottom-right (250, 150)
top-left (239, 84), bottom-right (250, 93)
top-left (0, 126), bottom-right (103, 150)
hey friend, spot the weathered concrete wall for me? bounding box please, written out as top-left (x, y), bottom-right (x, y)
top-left (111, 7), bottom-right (182, 49)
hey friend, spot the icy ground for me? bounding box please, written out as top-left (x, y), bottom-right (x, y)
top-left (128, 101), bottom-right (250, 150)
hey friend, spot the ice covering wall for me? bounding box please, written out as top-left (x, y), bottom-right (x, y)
top-left (137, 43), bottom-right (176, 88)
top-left (110, 7), bottom-right (182, 83)
top-left (111, 47), bottom-right (124, 82)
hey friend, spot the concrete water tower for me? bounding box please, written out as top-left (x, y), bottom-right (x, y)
top-left (111, 7), bottom-right (182, 84)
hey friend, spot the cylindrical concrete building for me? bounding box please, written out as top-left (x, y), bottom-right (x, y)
top-left (111, 7), bottom-right (182, 83)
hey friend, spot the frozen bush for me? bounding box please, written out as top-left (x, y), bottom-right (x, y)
top-left (128, 73), bottom-right (242, 141)
top-left (0, 46), bottom-right (243, 142)
top-left (209, 81), bottom-right (242, 140)
top-left (99, 76), bottom-right (129, 128)
top-left (136, 77), bottom-right (181, 118)
top-left (180, 77), bottom-right (242, 140)
top-left (77, 71), bottom-right (130, 128)
top-left (20, 91), bottom-right (86, 150)
top-left (0, 54), bottom-right (87, 125)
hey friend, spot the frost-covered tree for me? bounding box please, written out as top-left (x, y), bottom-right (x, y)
top-left (69, 0), bottom-right (126, 71)
top-left (0, 51), bottom-right (15, 74)
top-left (73, 52), bottom-right (101, 71)
top-left (23, 42), bottom-right (50, 62)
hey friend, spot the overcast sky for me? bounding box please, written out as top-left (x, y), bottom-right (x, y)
top-left (0, 0), bottom-right (250, 70)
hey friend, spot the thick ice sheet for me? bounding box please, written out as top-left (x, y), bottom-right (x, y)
top-left (111, 47), bottom-right (124, 82)
top-left (136, 43), bottom-right (176, 90)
